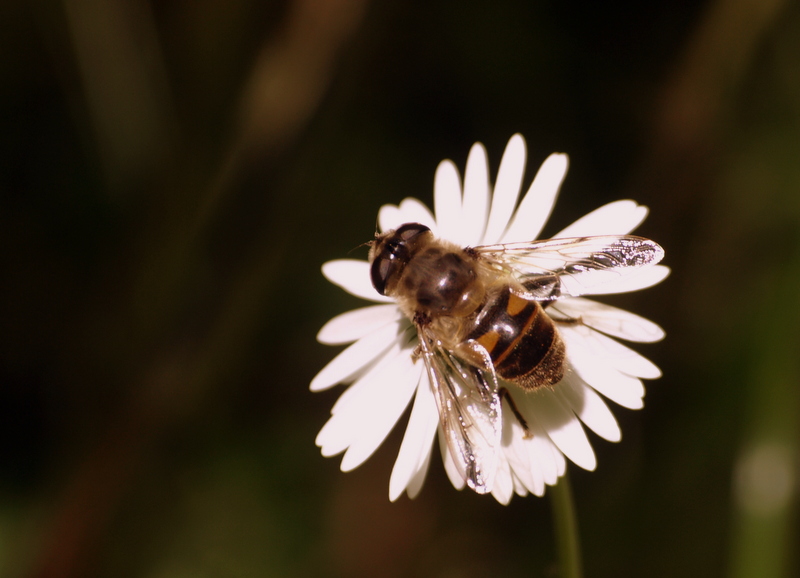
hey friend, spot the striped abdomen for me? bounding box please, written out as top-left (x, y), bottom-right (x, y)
top-left (466, 286), bottom-right (565, 389)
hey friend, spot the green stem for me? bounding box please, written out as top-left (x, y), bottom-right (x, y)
top-left (550, 469), bottom-right (583, 578)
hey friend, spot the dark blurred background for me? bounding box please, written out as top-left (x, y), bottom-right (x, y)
top-left (1, 0), bottom-right (799, 576)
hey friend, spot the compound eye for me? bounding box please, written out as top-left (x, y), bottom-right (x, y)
top-left (370, 238), bottom-right (408, 295)
top-left (369, 223), bottom-right (430, 295)
top-left (395, 223), bottom-right (431, 241)
top-left (370, 255), bottom-right (391, 295)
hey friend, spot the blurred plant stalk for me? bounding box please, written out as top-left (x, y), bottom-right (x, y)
top-left (730, 252), bottom-right (800, 578)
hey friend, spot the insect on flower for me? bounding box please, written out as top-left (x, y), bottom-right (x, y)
top-left (312, 135), bottom-right (668, 504)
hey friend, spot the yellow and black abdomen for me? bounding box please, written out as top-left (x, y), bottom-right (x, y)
top-left (466, 286), bottom-right (565, 389)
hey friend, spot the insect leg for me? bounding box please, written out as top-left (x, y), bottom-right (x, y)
top-left (499, 388), bottom-right (533, 439)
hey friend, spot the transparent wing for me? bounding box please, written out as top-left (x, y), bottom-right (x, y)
top-left (475, 235), bottom-right (664, 300)
top-left (417, 328), bottom-right (502, 494)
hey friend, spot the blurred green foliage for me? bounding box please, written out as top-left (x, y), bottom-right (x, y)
top-left (1, 0), bottom-right (798, 577)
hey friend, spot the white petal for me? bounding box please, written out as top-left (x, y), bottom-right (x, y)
top-left (322, 260), bottom-right (393, 303)
top-left (561, 328), bottom-right (645, 409)
top-left (405, 446), bottom-right (433, 499)
top-left (499, 390), bottom-right (569, 497)
top-left (379, 198), bottom-right (437, 233)
top-left (317, 304), bottom-right (403, 345)
top-left (554, 445), bottom-right (567, 478)
top-left (501, 415), bottom-right (534, 486)
top-left (439, 429), bottom-right (467, 490)
top-left (501, 153), bottom-right (569, 244)
top-left (460, 143), bottom-right (490, 245)
top-left (310, 321), bottom-right (405, 391)
top-left (434, 160), bottom-right (463, 242)
top-left (557, 374), bottom-right (621, 442)
top-left (551, 297), bottom-right (665, 343)
top-left (501, 410), bottom-right (545, 497)
top-left (316, 346), bottom-right (420, 460)
top-left (549, 269), bottom-right (656, 301)
top-left (510, 463), bottom-right (540, 498)
top-left (328, 338), bottom-right (408, 415)
top-left (483, 134), bottom-right (526, 244)
top-left (512, 473), bottom-right (529, 498)
top-left (339, 355), bottom-right (423, 471)
top-left (491, 456), bottom-right (514, 504)
top-left (378, 205), bottom-right (403, 232)
top-left (398, 198), bottom-right (438, 230)
top-left (572, 327), bottom-right (662, 379)
top-left (389, 376), bottom-right (439, 501)
top-left (528, 421), bottom-right (563, 489)
top-left (573, 366), bottom-right (645, 411)
top-left (318, 351), bottom-right (402, 455)
top-left (555, 200), bottom-right (648, 237)
top-left (586, 265), bottom-right (670, 295)
top-left (525, 388), bottom-right (597, 471)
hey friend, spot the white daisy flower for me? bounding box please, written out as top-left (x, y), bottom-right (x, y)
top-left (311, 134), bottom-right (669, 504)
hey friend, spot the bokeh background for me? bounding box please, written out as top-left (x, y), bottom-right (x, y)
top-left (2, 0), bottom-right (799, 576)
